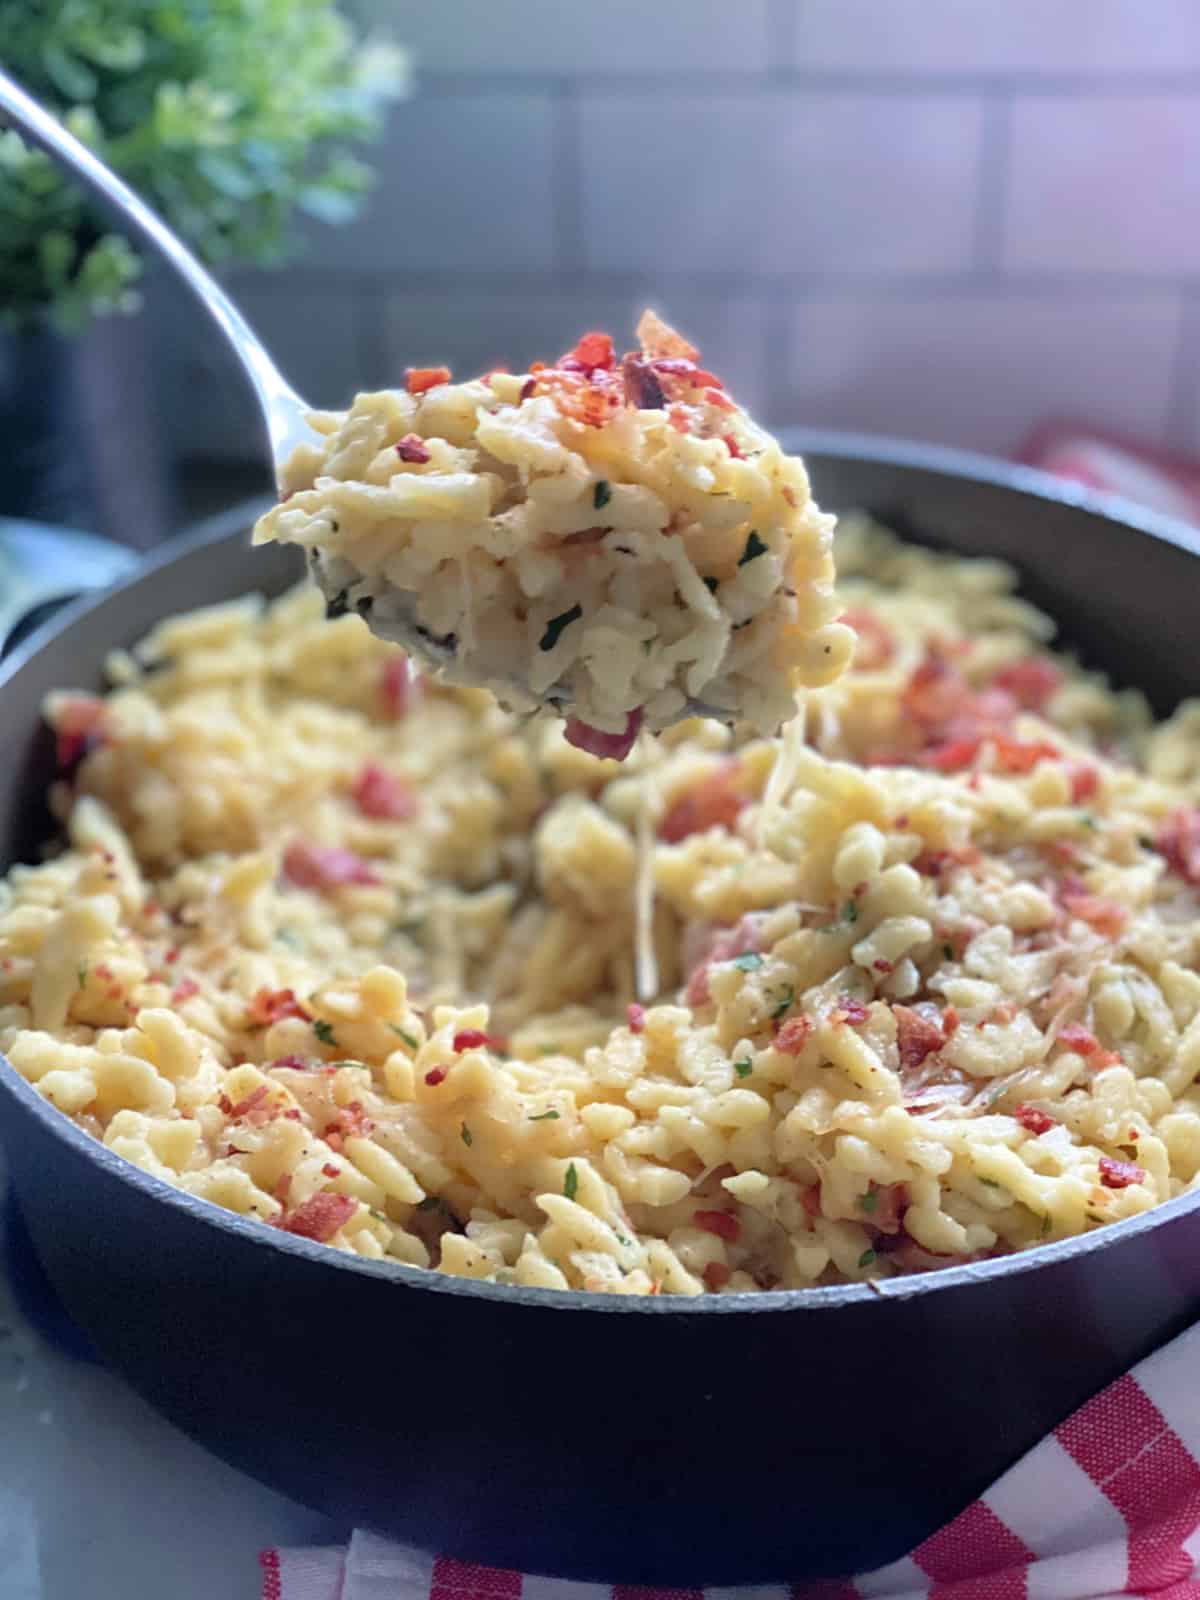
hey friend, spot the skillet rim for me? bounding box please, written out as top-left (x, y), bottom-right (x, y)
top-left (3, 430), bottom-right (1199, 1319)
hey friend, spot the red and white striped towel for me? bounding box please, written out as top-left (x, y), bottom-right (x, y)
top-left (261, 1321), bottom-right (1200, 1600)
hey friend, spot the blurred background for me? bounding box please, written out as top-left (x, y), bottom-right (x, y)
top-left (4, 0), bottom-right (1200, 547)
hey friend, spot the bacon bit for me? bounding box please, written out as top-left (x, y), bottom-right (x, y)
top-left (562, 331), bottom-right (615, 374)
top-left (627, 1002), bottom-right (647, 1034)
top-left (380, 654), bottom-right (420, 719)
top-left (685, 962), bottom-right (713, 1008)
top-left (1057, 1022), bottom-right (1121, 1066)
top-left (351, 763), bottom-right (419, 822)
top-left (217, 1093), bottom-right (233, 1115)
top-left (1099, 1156), bottom-right (1145, 1189)
top-left (799, 1184), bottom-right (822, 1219)
top-left (452, 1028), bottom-right (504, 1053)
top-left (563, 708), bottom-right (643, 762)
top-left (834, 997), bottom-right (869, 1027)
top-left (1069, 763), bottom-right (1100, 803)
top-left (229, 1085), bottom-right (271, 1121)
top-left (283, 1108), bottom-right (303, 1121)
top-left (840, 607), bottom-right (896, 671)
top-left (705, 387), bottom-right (735, 412)
top-left (894, 1005), bottom-right (944, 1071)
top-left (279, 1192), bottom-right (357, 1242)
top-left (926, 736), bottom-right (982, 773)
top-left (722, 433), bottom-right (743, 459)
top-left (519, 376), bottom-right (537, 402)
top-left (283, 841), bottom-right (381, 892)
top-left (172, 977), bottom-right (200, 1003)
top-left (165, 947), bottom-right (179, 965)
top-left (694, 1209), bottom-right (740, 1243)
top-left (272, 1173), bottom-right (292, 1205)
top-left (868, 1183), bottom-right (908, 1235)
top-left (873, 958), bottom-right (894, 974)
top-left (622, 355), bottom-right (665, 410)
top-left (943, 1005), bottom-right (961, 1036)
top-left (636, 310), bottom-right (698, 361)
top-left (993, 736), bottom-right (1061, 775)
top-left (1060, 884), bottom-right (1127, 937)
top-left (667, 403), bottom-right (690, 433)
top-left (424, 1065), bottom-right (449, 1086)
top-left (321, 1162), bottom-right (341, 1179)
top-left (659, 763), bottom-right (745, 843)
top-left (703, 1261), bottom-right (731, 1291)
top-left (325, 1129), bottom-right (344, 1152)
top-left (405, 366), bottom-right (451, 396)
top-left (55, 694), bottom-right (108, 774)
top-left (248, 987), bottom-right (309, 1027)
top-left (1014, 1103), bottom-right (1056, 1135)
top-left (913, 844), bottom-right (982, 877)
top-left (992, 657), bottom-right (1063, 710)
top-left (1155, 808), bottom-right (1200, 884)
top-left (395, 432), bottom-right (431, 464)
top-left (775, 1014), bottom-right (814, 1055)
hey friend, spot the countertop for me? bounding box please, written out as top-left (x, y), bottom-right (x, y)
top-left (0, 1150), bottom-right (341, 1599)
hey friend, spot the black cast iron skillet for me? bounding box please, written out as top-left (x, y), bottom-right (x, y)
top-left (2, 434), bottom-right (1200, 1586)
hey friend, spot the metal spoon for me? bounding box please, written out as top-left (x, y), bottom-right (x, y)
top-left (0, 70), bottom-right (733, 724)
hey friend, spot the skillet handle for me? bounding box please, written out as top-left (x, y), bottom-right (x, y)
top-left (0, 519), bottom-right (138, 659)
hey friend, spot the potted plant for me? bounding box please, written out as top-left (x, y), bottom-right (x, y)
top-left (0, 0), bottom-right (405, 546)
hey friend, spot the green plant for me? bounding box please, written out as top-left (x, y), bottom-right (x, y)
top-left (0, 0), bottom-right (407, 331)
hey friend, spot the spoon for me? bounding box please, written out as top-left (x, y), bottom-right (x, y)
top-left (0, 70), bottom-right (733, 724)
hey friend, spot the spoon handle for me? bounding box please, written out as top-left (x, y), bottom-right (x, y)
top-left (0, 68), bottom-right (311, 474)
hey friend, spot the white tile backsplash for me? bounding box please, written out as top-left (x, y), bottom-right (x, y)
top-left (392, 0), bottom-right (771, 74)
top-left (578, 93), bottom-right (983, 275)
top-left (297, 94), bottom-right (557, 275)
top-left (788, 0), bottom-right (1200, 75)
top-left (776, 293), bottom-right (1182, 455)
top-left (152, 1), bottom-right (1200, 472)
top-left (1006, 96), bottom-right (1200, 274)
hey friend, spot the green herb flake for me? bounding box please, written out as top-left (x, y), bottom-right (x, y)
top-left (738, 530), bottom-right (768, 567)
top-left (274, 928), bottom-right (301, 949)
top-left (1139, 834), bottom-right (1156, 851)
top-left (593, 479), bottom-right (612, 509)
top-left (980, 1176), bottom-right (1000, 1187)
top-left (942, 943), bottom-right (954, 961)
top-left (732, 951), bottom-right (763, 972)
top-left (389, 1024), bottom-right (420, 1049)
top-left (733, 1058), bottom-right (753, 1079)
top-left (539, 604), bottom-right (582, 652)
top-left (460, 1122), bottom-right (473, 1147)
top-left (312, 1019), bottom-right (337, 1047)
top-left (857, 1249), bottom-right (877, 1269)
top-left (702, 575), bottom-right (720, 595)
top-left (537, 1043), bottom-right (560, 1056)
top-left (616, 1232), bottom-right (632, 1246)
top-left (859, 1188), bottom-right (879, 1213)
top-left (1079, 812), bottom-right (1097, 830)
top-left (642, 639), bottom-right (653, 655)
top-left (564, 1161), bottom-right (579, 1201)
top-left (1041, 1213), bottom-right (1053, 1235)
top-left (529, 1109), bottom-right (560, 1122)
top-left (393, 919), bottom-right (425, 941)
top-left (771, 985), bottom-right (795, 1021)
top-left (76, 963), bottom-right (88, 989)
top-left (843, 900), bottom-right (859, 924)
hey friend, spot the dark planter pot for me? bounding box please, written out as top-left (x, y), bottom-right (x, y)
top-left (0, 314), bottom-right (173, 550)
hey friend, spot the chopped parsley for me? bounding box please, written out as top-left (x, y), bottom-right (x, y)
top-left (593, 479), bottom-right (612, 509)
top-left (642, 639), bottom-right (653, 655)
top-left (859, 1189), bottom-right (879, 1214)
top-left (942, 943), bottom-right (954, 961)
top-left (737, 530), bottom-right (768, 567)
top-left (539, 604), bottom-right (582, 652)
top-left (537, 1043), bottom-right (560, 1056)
top-left (843, 900), bottom-right (859, 924)
top-left (529, 1109), bottom-right (560, 1122)
top-left (274, 928), bottom-right (301, 949)
top-left (733, 1058), bottom-right (753, 1079)
top-left (1041, 1213), bottom-right (1053, 1235)
top-left (76, 963), bottom-right (88, 989)
top-left (312, 1019), bottom-right (337, 1047)
top-left (770, 985), bottom-right (795, 1021)
top-left (1079, 813), bottom-right (1097, 830)
top-left (393, 918), bottom-right (425, 941)
top-left (702, 575), bottom-right (720, 594)
top-left (564, 1161), bottom-right (579, 1201)
top-left (616, 1232), bottom-right (632, 1246)
top-left (857, 1249), bottom-right (877, 1269)
top-left (389, 1024), bottom-right (420, 1049)
top-left (732, 951), bottom-right (763, 972)
top-left (460, 1123), bottom-right (473, 1147)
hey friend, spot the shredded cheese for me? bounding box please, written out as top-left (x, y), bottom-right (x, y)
top-left (757, 693), bottom-right (807, 850)
top-left (634, 737), bottom-right (659, 1003)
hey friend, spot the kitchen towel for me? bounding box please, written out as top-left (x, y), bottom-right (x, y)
top-left (259, 1319), bottom-right (1200, 1600)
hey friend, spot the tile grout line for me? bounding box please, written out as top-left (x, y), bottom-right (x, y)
top-left (971, 91), bottom-right (1012, 272)
top-left (1164, 289), bottom-right (1200, 454)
